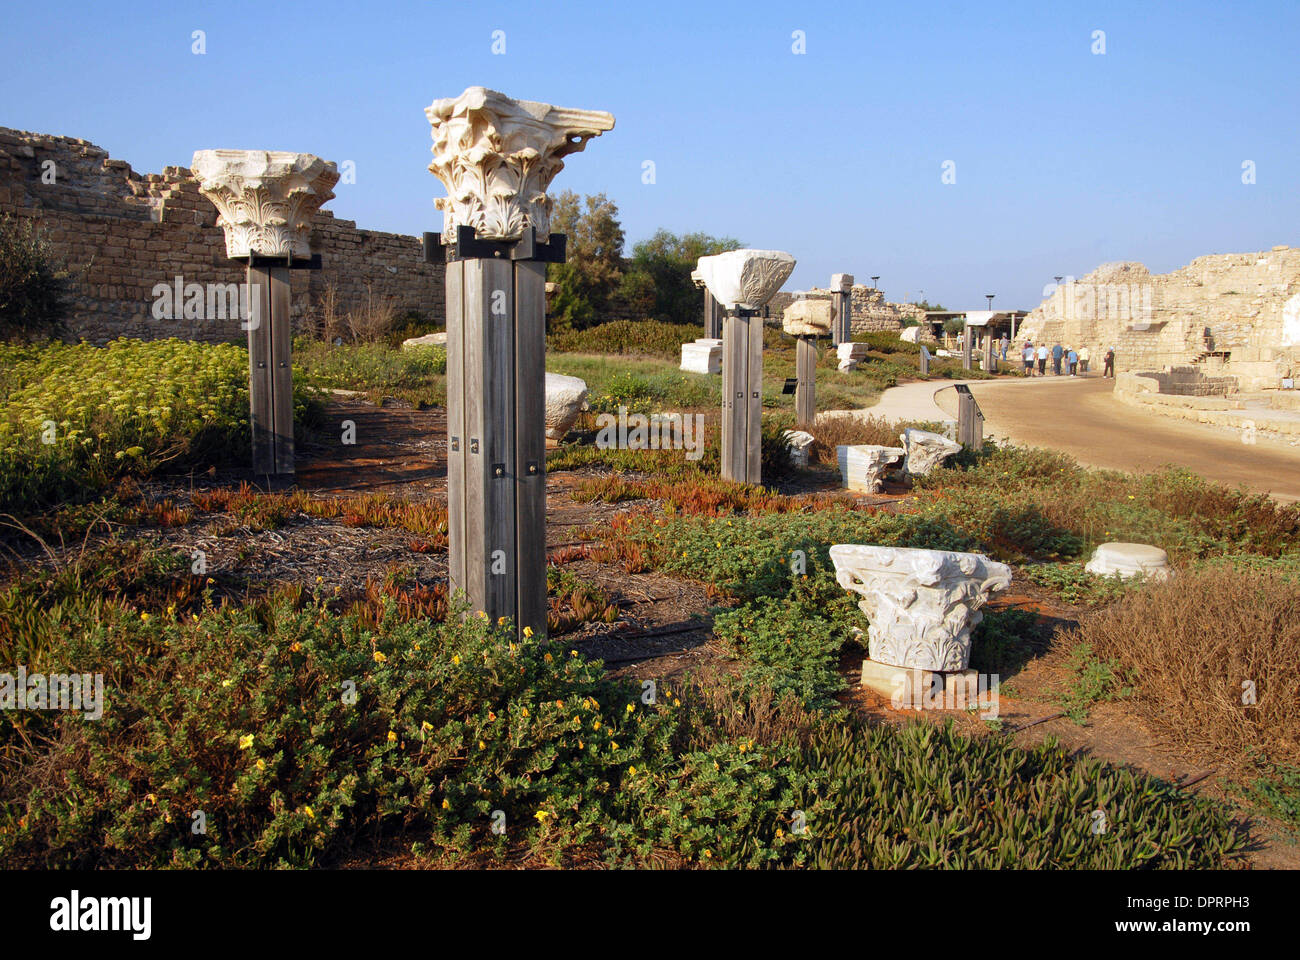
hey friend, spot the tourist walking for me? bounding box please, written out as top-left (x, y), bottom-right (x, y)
top-left (1067, 347), bottom-right (1078, 376)
top-left (999, 334), bottom-right (1009, 361)
top-left (1037, 343), bottom-right (1048, 376)
top-left (1051, 342), bottom-right (1064, 376)
top-left (1078, 345), bottom-right (1090, 375)
top-left (1103, 347), bottom-right (1115, 378)
top-left (1022, 341), bottom-right (1034, 375)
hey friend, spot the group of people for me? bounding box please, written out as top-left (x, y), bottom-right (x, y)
top-left (1016, 340), bottom-right (1115, 378)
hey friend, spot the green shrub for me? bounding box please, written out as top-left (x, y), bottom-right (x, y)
top-left (0, 215), bottom-right (67, 338)
top-left (547, 319), bottom-right (700, 361)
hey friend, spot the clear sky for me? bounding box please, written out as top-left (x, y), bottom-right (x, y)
top-left (2, 0), bottom-right (1297, 310)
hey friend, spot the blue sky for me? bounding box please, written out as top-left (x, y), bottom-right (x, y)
top-left (2, 0), bottom-right (1297, 309)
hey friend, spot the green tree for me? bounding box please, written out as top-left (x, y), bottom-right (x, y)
top-left (625, 230), bottom-right (743, 325)
top-left (546, 191), bottom-right (625, 331)
top-left (0, 215), bottom-right (67, 339)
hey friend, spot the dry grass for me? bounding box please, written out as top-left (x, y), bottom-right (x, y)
top-left (807, 415), bottom-right (902, 466)
top-left (1078, 566), bottom-right (1300, 765)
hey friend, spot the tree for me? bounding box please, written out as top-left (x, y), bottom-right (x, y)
top-left (546, 191), bottom-right (625, 330)
top-left (0, 215), bottom-right (67, 339)
top-left (624, 230), bottom-right (743, 325)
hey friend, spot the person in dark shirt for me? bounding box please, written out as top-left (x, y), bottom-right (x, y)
top-left (1051, 342), bottom-right (1064, 375)
top-left (1103, 348), bottom-right (1115, 378)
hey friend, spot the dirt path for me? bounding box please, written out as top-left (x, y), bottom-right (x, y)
top-left (966, 376), bottom-right (1300, 501)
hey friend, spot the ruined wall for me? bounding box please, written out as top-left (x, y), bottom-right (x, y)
top-left (0, 127), bottom-right (445, 344)
top-left (1016, 248), bottom-right (1300, 387)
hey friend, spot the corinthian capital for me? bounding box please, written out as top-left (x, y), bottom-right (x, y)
top-left (425, 86), bottom-right (615, 242)
top-left (191, 150), bottom-right (339, 259)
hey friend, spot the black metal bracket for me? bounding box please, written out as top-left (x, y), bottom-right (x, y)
top-left (422, 226), bottom-right (567, 265)
top-left (231, 253), bottom-right (322, 270)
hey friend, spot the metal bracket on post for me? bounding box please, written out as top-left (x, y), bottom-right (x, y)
top-left (424, 226), bottom-right (567, 265)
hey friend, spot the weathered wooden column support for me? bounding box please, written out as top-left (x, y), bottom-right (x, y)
top-left (425, 226), bottom-right (564, 638)
top-left (425, 86), bottom-right (614, 639)
top-left (192, 149), bottom-right (339, 478)
top-left (831, 273), bottom-right (853, 345)
top-left (781, 297), bottom-right (833, 430)
top-left (956, 384), bottom-right (984, 450)
top-left (962, 318), bottom-right (974, 371)
top-left (699, 248), bottom-right (795, 486)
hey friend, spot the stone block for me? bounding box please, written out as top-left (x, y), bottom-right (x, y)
top-left (836, 444), bottom-right (904, 492)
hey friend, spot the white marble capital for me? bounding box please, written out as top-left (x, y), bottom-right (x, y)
top-left (830, 544), bottom-right (1012, 671)
top-left (695, 249), bottom-right (795, 310)
top-left (425, 86), bottom-right (615, 242)
top-left (191, 150), bottom-right (338, 259)
top-left (782, 298), bottom-right (835, 336)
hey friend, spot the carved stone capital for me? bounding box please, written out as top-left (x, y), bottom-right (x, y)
top-left (425, 86), bottom-right (615, 242)
top-left (830, 544), bottom-right (1012, 671)
top-left (191, 150), bottom-right (338, 259)
top-left (782, 298), bottom-right (835, 336)
top-left (695, 249), bottom-right (796, 310)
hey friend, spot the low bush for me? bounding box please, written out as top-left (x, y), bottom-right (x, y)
top-left (1075, 566), bottom-right (1300, 763)
top-left (547, 320), bottom-right (701, 361)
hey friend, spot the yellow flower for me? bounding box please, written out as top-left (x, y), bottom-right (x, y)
top-left (521, 707), bottom-right (529, 717)
top-left (523, 626), bottom-right (534, 638)
top-left (478, 740), bottom-right (486, 749)
top-left (373, 650), bottom-right (387, 664)
top-left (776, 828), bottom-right (784, 838)
top-left (421, 721), bottom-right (433, 732)
top-left (497, 616), bottom-right (507, 626)
top-left (238, 734), bottom-right (254, 750)
top-left (611, 741), bottom-right (618, 750)
top-left (629, 766), bottom-right (637, 775)
top-left (441, 799), bottom-right (450, 810)
top-left (452, 654), bottom-right (461, 665)
top-left (139, 612), bottom-right (149, 622)
top-left (625, 703), bottom-right (634, 713)
top-left (593, 720), bottom-right (600, 730)
top-left (221, 679), bottom-right (232, 688)
top-left (543, 652), bottom-right (552, 663)
top-left (703, 849), bottom-right (712, 859)
top-left (316, 576), bottom-right (323, 583)
top-left (387, 730), bottom-right (397, 743)
top-left (289, 642), bottom-right (302, 653)
top-left (578, 739), bottom-right (584, 749)
top-left (487, 711), bottom-right (497, 722)
top-left (534, 810), bottom-right (550, 822)
top-left (304, 805), bottom-right (315, 819)
top-left (256, 759), bottom-right (266, 771)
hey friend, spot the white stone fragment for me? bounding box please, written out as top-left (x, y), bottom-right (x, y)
top-left (695, 249), bottom-right (796, 310)
top-left (830, 544), bottom-right (1013, 671)
top-left (544, 372), bottom-right (588, 440)
top-left (425, 86), bottom-right (615, 242)
top-left (783, 429), bottom-right (816, 467)
top-left (1084, 542), bottom-right (1174, 581)
top-left (831, 273), bottom-right (854, 293)
top-left (836, 444), bottom-right (904, 492)
top-left (782, 299), bottom-right (835, 337)
top-left (680, 341), bottom-right (722, 374)
top-left (402, 332), bottom-right (447, 350)
top-left (191, 150), bottom-right (339, 259)
top-left (899, 325), bottom-right (921, 343)
top-left (900, 427), bottom-right (962, 476)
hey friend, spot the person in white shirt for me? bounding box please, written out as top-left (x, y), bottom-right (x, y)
top-left (1036, 343), bottom-right (1048, 376)
top-left (1022, 342), bottom-right (1034, 375)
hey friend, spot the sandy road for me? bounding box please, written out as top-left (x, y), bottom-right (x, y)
top-left (962, 376), bottom-right (1300, 502)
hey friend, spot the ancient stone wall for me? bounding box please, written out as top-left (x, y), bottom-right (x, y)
top-left (0, 127), bottom-right (445, 344)
top-left (1016, 249), bottom-right (1300, 388)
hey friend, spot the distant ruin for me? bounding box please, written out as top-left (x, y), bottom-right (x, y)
top-left (1016, 249), bottom-right (1300, 390)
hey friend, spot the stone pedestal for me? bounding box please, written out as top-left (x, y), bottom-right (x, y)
top-left (830, 544), bottom-right (1012, 671)
top-left (1085, 542), bottom-right (1173, 581)
top-left (783, 429), bottom-right (815, 467)
top-left (837, 444), bottom-right (904, 492)
top-left (900, 427), bottom-right (962, 477)
top-left (859, 658), bottom-right (990, 712)
top-left (837, 341), bottom-right (869, 371)
top-left (680, 338), bottom-right (722, 374)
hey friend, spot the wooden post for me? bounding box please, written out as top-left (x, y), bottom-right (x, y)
top-left (722, 307), bottom-right (763, 485)
top-left (983, 334), bottom-right (995, 372)
top-left (795, 335), bottom-right (816, 427)
top-left (962, 320), bottom-right (973, 371)
top-left (957, 388), bottom-right (984, 449)
top-left (919, 345), bottom-right (930, 376)
top-left (245, 262), bottom-right (296, 476)
top-left (439, 227), bottom-right (557, 641)
top-left (703, 287), bottom-right (721, 340)
top-left (831, 274), bottom-right (853, 346)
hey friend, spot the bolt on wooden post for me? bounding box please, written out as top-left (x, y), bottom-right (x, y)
top-left (831, 273), bottom-right (853, 345)
top-left (697, 249), bottom-right (795, 486)
top-left (425, 87), bottom-right (614, 639)
top-left (192, 150), bottom-right (338, 477)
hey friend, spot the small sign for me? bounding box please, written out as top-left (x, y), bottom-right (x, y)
top-left (782, 378), bottom-right (798, 395)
